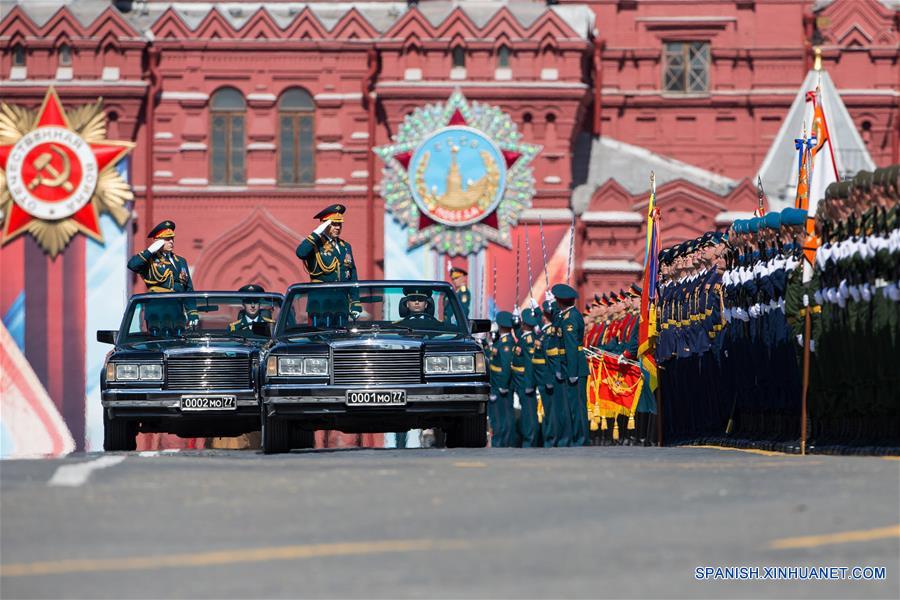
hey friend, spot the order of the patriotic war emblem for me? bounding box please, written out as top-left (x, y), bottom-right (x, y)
top-left (376, 91), bottom-right (540, 256)
top-left (0, 87), bottom-right (134, 257)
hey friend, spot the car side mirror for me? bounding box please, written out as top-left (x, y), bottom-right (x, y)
top-left (251, 322), bottom-right (272, 337)
top-left (470, 319), bottom-right (491, 334)
top-left (97, 330), bottom-right (117, 345)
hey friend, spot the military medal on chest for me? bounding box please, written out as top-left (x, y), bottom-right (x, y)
top-left (0, 88), bottom-right (134, 256)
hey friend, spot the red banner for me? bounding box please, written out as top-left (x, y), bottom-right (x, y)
top-left (588, 352), bottom-right (644, 419)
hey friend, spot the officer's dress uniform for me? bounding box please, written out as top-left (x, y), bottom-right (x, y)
top-left (553, 284), bottom-right (590, 447)
top-left (228, 312), bottom-right (274, 333)
top-left (489, 313), bottom-right (516, 447)
top-left (295, 204), bottom-right (359, 327)
top-left (545, 303), bottom-right (572, 447)
top-left (514, 313), bottom-right (540, 448)
top-left (128, 221), bottom-right (194, 293)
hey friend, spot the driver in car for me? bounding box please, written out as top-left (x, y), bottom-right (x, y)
top-left (228, 284), bottom-right (274, 333)
top-left (395, 287), bottom-right (441, 329)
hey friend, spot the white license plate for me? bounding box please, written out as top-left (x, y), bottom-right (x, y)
top-left (346, 390), bottom-right (406, 406)
top-left (180, 395), bottom-right (237, 411)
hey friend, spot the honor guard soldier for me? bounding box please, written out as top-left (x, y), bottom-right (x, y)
top-left (128, 220), bottom-right (194, 293)
top-left (228, 284), bottom-right (275, 334)
top-left (552, 283), bottom-right (591, 447)
top-left (296, 204), bottom-right (360, 327)
top-left (516, 308), bottom-right (541, 447)
top-left (447, 265), bottom-right (472, 319)
top-left (489, 311), bottom-right (516, 447)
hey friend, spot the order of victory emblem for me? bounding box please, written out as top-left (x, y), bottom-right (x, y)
top-left (375, 91), bottom-right (540, 256)
top-left (0, 88), bottom-right (134, 257)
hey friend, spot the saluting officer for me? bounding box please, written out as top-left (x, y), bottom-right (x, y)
top-left (296, 204), bottom-right (359, 327)
top-left (228, 284), bottom-right (275, 333)
top-left (552, 283), bottom-right (591, 447)
top-left (128, 220), bottom-right (194, 293)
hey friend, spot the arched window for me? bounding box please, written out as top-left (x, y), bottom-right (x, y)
top-left (452, 46), bottom-right (466, 68)
top-left (278, 88), bottom-right (315, 186)
top-left (210, 88), bottom-right (246, 185)
top-left (58, 43), bottom-right (72, 66)
top-left (12, 44), bottom-right (25, 67)
top-left (497, 45), bottom-right (510, 68)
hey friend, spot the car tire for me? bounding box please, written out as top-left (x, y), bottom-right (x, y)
top-left (261, 406), bottom-right (291, 454)
top-left (447, 413), bottom-right (487, 448)
top-left (291, 427), bottom-right (316, 450)
top-left (103, 413), bottom-right (136, 452)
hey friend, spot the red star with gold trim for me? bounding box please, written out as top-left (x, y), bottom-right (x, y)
top-left (0, 88), bottom-right (133, 249)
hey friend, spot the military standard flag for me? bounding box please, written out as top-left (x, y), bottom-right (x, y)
top-left (637, 173), bottom-right (660, 391)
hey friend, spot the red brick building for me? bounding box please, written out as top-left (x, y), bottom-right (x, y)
top-left (0, 1), bottom-right (897, 449)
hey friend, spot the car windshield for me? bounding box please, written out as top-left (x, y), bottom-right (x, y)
top-left (280, 284), bottom-right (466, 337)
top-left (121, 295), bottom-right (281, 343)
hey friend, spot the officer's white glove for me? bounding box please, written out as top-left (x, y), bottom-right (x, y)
top-left (188, 315), bottom-right (199, 327)
top-left (313, 220), bottom-right (332, 236)
top-left (512, 306), bottom-right (521, 318)
top-left (529, 297), bottom-right (539, 310)
top-left (489, 394), bottom-right (497, 403)
top-left (545, 383), bottom-right (554, 393)
top-left (148, 239), bottom-right (165, 254)
top-left (525, 387), bottom-right (535, 395)
top-left (498, 388), bottom-right (509, 395)
top-left (568, 376), bottom-right (578, 385)
top-left (555, 371), bottom-right (564, 382)
top-left (545, 290), bottom-right (555, 304)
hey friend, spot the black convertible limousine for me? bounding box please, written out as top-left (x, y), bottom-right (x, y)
top-left (259, 280), bottom-right (492, 453)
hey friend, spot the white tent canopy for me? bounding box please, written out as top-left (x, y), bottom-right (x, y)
top-left (756, 69), bottom-right (875, 211)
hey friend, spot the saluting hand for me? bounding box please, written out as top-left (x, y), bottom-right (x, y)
top-left (313, 220), bottom-right (332, 236)
top-left (148, 239), bottom-right (165, 254)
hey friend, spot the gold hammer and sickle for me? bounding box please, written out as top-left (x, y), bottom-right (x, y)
top-left (27, 145), bottom-right (74, 193)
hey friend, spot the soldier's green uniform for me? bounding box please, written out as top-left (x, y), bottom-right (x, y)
top-left (553, 284), bottom-right (591, 447)
top-left (489, 311), bottom-right (516, 447)
top-left (545, 301), bottom-right (571, 447)
top-left (447, 266), bottom-right (472, 320)
top-left (228, 284), bottom-right (275, 334)
top-left (295, 204), bottom-right (359, 327)
top-left (534, 302), bottom-right (557, 447)
top-left (127, 220), bottom-right (194, 293)
top-left (514, 310), bottom-right (540, 447)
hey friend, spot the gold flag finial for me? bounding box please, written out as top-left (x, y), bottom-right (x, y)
top-left (813, 46), bottom-right (822, 71)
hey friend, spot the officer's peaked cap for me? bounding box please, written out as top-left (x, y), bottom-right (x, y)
top-left (495, 311), bottom-right (515, 328)
top-left (449, 265), bottom-right (468, 277)
top-left (764, 211), bottom-right (782, 230)
top-left (551, 283), bottom-right (577, 300)
top-left (522, 308), bottom-right (540, 327)
top-left (314, 204), bottom-right (346, 223)
top-left (780, 207), bottom-right (807, 226)
top-left (402, 286), bottom-right (432, 299)
top-left (148, 220), bottom-right (176, 239)
top-left (239, 284), bottom-right (265, 294)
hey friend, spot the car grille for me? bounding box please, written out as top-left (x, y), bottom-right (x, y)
top-left (166, 355), bottom-right (252, 390)
top-left (332, 349), bottom-right (422, 386)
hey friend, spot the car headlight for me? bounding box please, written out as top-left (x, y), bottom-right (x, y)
top-left (276, 356), bottom-right (329, 377)
top-left (110, 363), bottom-right (163, 381)
top-left (425, 353), bottom-right (479, 374)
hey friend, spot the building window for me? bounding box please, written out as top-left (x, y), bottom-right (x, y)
top-left (210, 88), bottom-right (246, 185)
top-left (498, 45), bottom-right (510, 68)
top-left (663, 42), bottom-right (709, 93)
top-left (12, 44), bottom-right (25, 67)
top-left (58, 44), bottom-right (72, 66)
top-left (452, 46), bottom-right (465, 68)
top-left (278, 88), bottom-right (315, 186)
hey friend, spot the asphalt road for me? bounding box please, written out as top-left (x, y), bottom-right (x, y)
top-left (1, 446), bottom-right (898, 599)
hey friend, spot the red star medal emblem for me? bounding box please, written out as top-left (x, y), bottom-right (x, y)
top-left (0, 88), bottom-right (134, 255)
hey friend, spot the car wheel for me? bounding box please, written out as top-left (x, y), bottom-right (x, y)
top-left (447, 413), bottom-right (487, 448)
top-left (291, 427), bottom-right (316, 450)
top-left (261, 405), bottom-right (291, 454)
top-left (103, 413), bottom-right (136, 451)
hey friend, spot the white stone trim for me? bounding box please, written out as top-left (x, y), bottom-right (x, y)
top-left (315, 178), bottom-right (345, 185)
top-left (0, 79), bottom-right (146, 88)
top-left (101, 66), bottom-right (120, 81)
top-left (314, 92), bottom-right (362, 101)
top-left (179, 142), bottom-right (207, 152)
top-left (316, 143), bottom-right (343, 151)
top-left (449, 67), bottom-right (467, 81)
top-left (178, 178), bottom-right (209, 186)
top-left (161, 91), bottom-right (209, 101)
top-left (494, 68), bottom-right (512, 81)
top-left (404, 68), bottom-right (422, 81)
top-left (350, 170), bottom-right (369, 179)
top-left (342, 185), bottom-right (368, 192)
top-left (154, 132), bottom-right (174, 140)
top-left (540, 68), bottom-right (559, 81)
top-left (9, 66), bottom-right (26, 80)
top-left (247, 93), bottom-right (277, 102)
top-left (55, 67), bottom-right (73, 81)
top-left (152, 185), bottom-right (249, 192)
top-left (248, 178), bottom-right (277, 185)
top-left (377, 81), bottom-right (588, 90)
top-left (582, 260), bottom-right (643, 273)
top-left (543, 175), bottom-right (562, 184)
top-left (350, 132), bottom-right (369, 140)
top-left (582, 211), bottom-right (643, 224)
top-left (838, 88), bottom-right (900, 97)
top-left (519, 208), bottom-right (573, 223)
top-left (247, 142), bottom-right (276, 151)
top-left (153, 170), bottom-right (173, 178)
